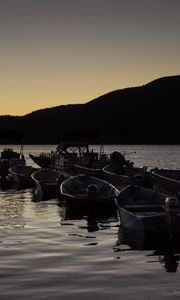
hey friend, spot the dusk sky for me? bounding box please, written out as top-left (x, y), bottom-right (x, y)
top-left (1, 0), bottom-right (180, 116)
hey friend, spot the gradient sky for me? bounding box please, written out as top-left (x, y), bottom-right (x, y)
top-left (0, 0), bottom-right (180, 116)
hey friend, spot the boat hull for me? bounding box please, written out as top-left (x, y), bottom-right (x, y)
top-left (103, 164), bottom-right (146, 189)
top-left (31, 168), bottom-right (64, 198)
top-left (115, 184), bottom-right (180, 237)
top-left (152, 168), bottom-right (180, 195)
top-left (60, 174), bottom-right (119, 207)
top-left (118, 206), bottom-right (173, 235)
top-left (8, 165), bottom-right (37, 188)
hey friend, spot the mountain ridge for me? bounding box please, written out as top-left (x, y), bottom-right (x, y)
top-left (0, 74), bottom-right (180, 144)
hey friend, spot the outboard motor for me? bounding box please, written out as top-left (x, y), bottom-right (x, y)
top-left (165, 197), bottom-right (179, 214)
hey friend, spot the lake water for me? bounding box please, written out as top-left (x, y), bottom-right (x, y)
top-left (1, 144), bottom-right (180, 300)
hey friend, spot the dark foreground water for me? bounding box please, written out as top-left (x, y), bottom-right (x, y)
top-left (1, 144), bottom-right (180, 300)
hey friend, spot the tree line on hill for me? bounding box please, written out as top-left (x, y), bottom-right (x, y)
top-left (0, 75), bottom-right (180, 144)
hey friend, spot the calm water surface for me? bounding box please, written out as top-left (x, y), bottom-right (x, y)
top-left (1, 144), bottom-right (180, 300)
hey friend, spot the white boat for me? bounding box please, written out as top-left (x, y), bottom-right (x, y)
top-left (60, 173), bottom-right (119, 206)
top-left (8, 165), bottom-right (38, 187)
top-left (31, 168), bottom-right (66, 198)
top-left (115, 184), bottom-right (180, 237)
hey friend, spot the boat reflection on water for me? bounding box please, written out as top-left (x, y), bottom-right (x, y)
top-left (0, 176), bottom-right (11, 191)
top-left (115, 225), bottom-right (180, 273)
top-left (59, 200), bottom-right (118, 233)
top-left (157, 249), bottom-right (180, 273)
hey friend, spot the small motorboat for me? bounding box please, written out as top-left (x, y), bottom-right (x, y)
top-left (0, 147), bottom-right (26, 178)
top-left (103, 164), bottom-right (151, 189)
top-left (8, 165), bottom-right (38, 188)
top-left (115, 184), bottom-right (180, 238)
top-left (60, 174), bottom-right (119, 206)
top-left (103, 151), bottom-right (153, 189)
top-left (151, 168), bottom-right (180, 195)
top-left (31, 168), bottom-right (66, 198)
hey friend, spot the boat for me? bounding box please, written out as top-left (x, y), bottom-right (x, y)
top-left (103, 150), bottom-right (153, 189)
top-left (29, 141), bottom-right (90, 173)
top-left (151, 168), bottom-right (180, 195)
top-left (29, 153), bottom-right (51, 168)
top-left (29, 131), bottom-right (109, 175)
top-left (115, 184), bottom-right (180, 237)
top-left (60, 173), bottom-right (119, 207)
top-left (0, 146), bottom-right (26, 178)
top-left (103, 164), bottom-right (150, 189)
top-left (7, 165), bottom-right (38, 188)
top-left (31, 168), bottom-right (66, 198)
top-left (51, 141), bottom-right (93, 174)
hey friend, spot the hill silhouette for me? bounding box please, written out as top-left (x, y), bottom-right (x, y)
top-left (0, 75), bottom-right (180, 144)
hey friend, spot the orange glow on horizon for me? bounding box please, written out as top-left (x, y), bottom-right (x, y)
top-left (1, 1), bottom-right (180, 116)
